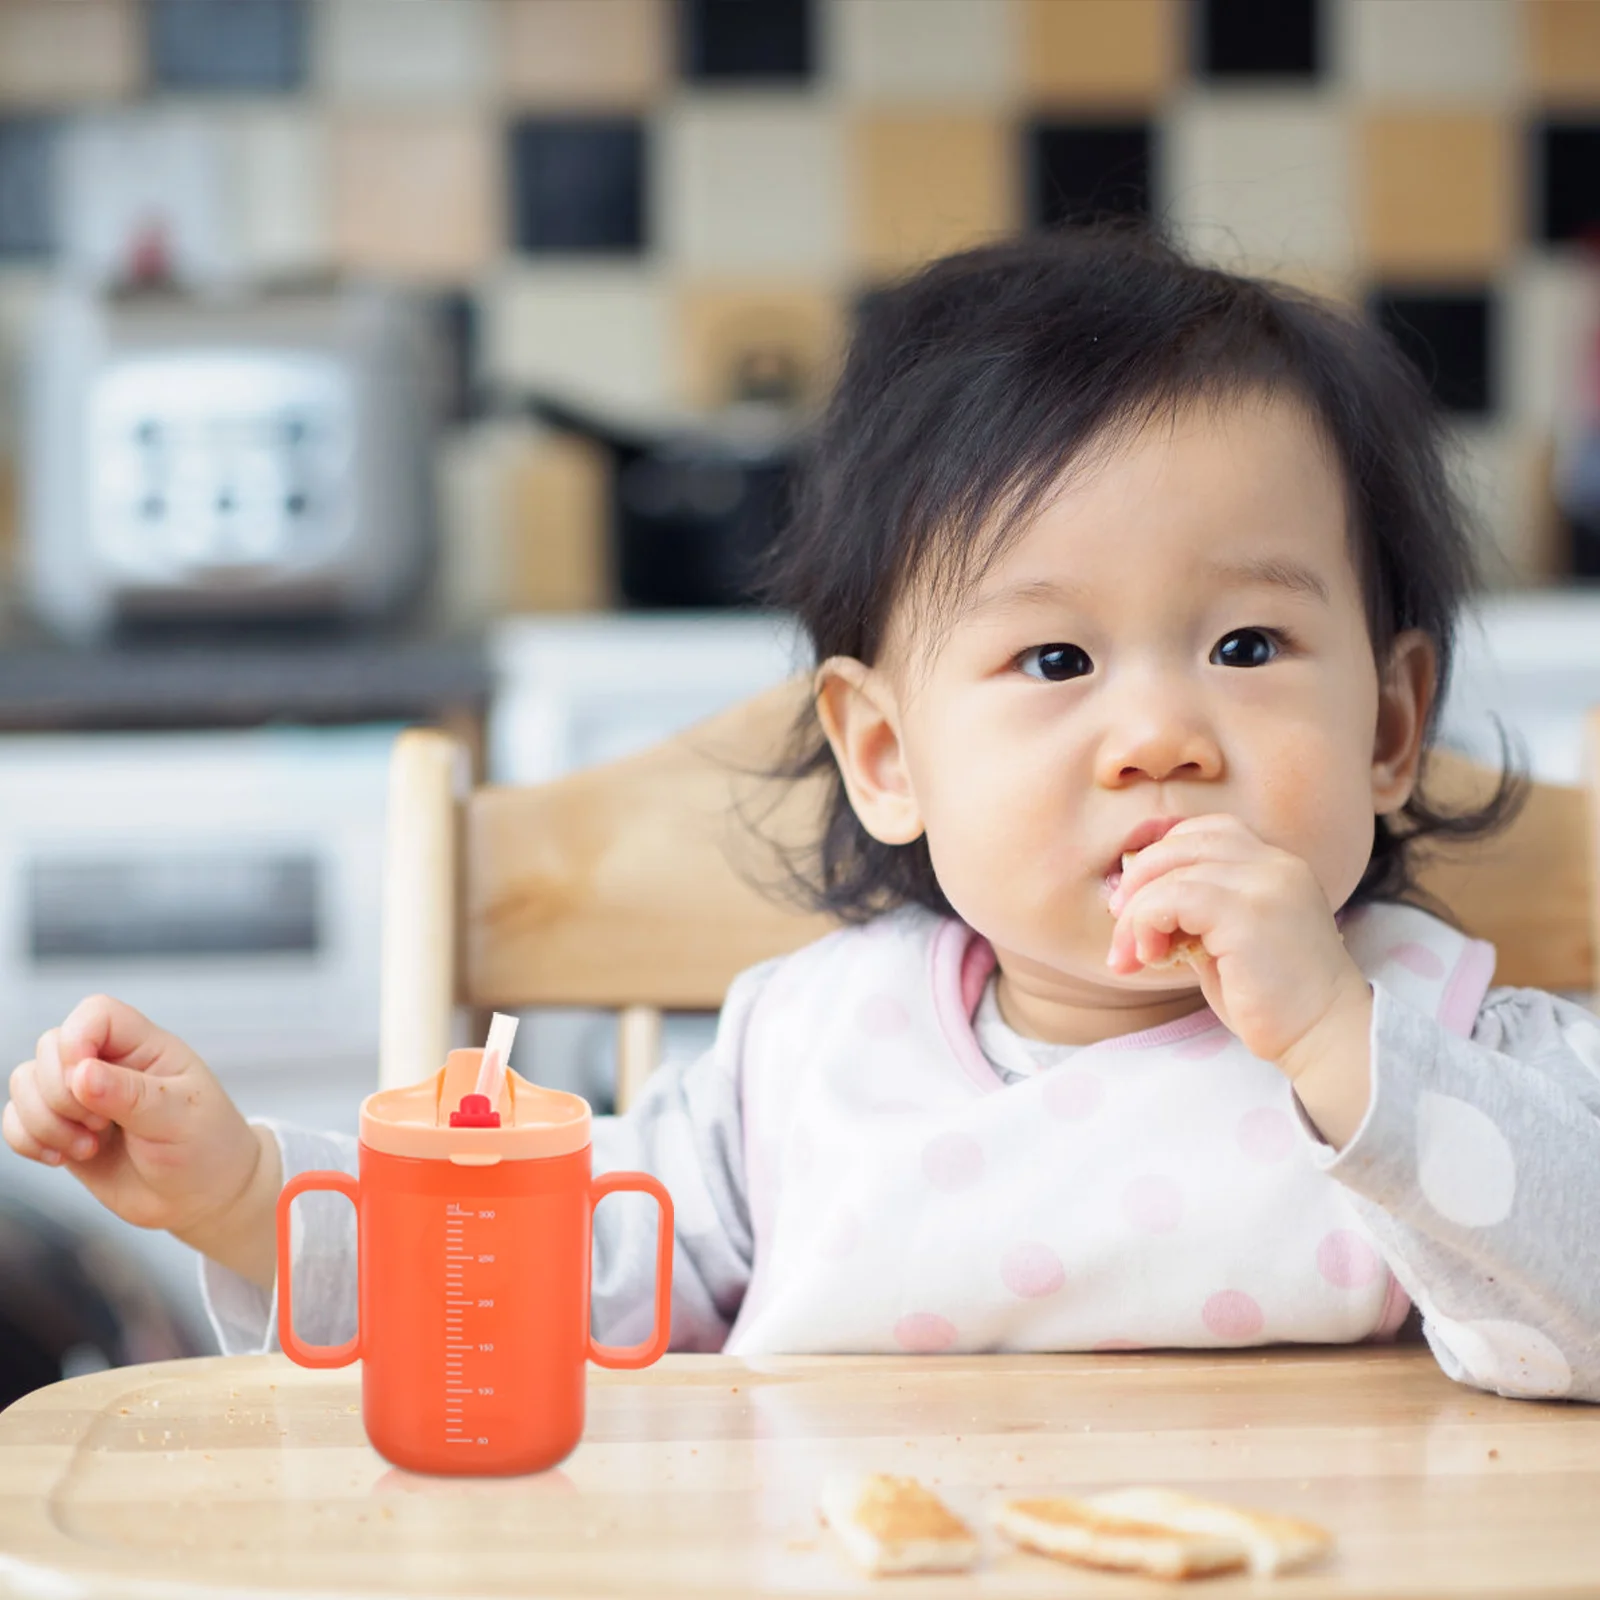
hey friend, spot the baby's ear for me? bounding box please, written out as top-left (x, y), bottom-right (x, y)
top-left (814, 657), bottom-right (925, 845)
top-left (1371, 628), bottom-right (1436, 814)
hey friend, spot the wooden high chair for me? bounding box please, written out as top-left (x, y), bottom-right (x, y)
top-left (378, 681), bottom-right (1600, 1107)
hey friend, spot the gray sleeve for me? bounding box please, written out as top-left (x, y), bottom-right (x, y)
top-left (1298, 979), bottom-right (1600, 1401)
top-left (199, 959), bottom-right (771, 1358)
top-left (197, 1119), bottom-right (360, 1356)
top-left (589, 960), bottom-right (772, 1351)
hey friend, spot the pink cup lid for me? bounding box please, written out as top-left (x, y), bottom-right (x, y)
top-left (360, 1048), bottom-right (591, 1165)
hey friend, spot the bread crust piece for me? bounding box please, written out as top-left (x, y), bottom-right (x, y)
top-left (993, 1497), bottom-right (1245, 1580)
top-left (993, 1489), bottom-right (1334, 1581)
top-left (1088, 1488), bottom-right (1333, 1577)
top-left (819, 1474), bottom-right (980, 1576)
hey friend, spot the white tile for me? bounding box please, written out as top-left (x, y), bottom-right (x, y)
top-left (1443, 419), bottom-right (1541, 588)
top-left (1502, 250), bottom-right (1599, 436)
top-left (1337, 0), bottom-right (1520, 102)
top-left (828, 0), bottom-right (1015, 102)
top-left (658, 99), bottom-right (847, 275)
top-left (314, 0), bottom-right (493, 100)
top-left (1164, 94), bottom-right (1353, 279)
top-left (482, 264), bottom-right (672, 417)
top-left (223, 107), bottom-right (328, 278)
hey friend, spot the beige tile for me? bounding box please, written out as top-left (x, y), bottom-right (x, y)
top-left (1527, 0), bottom-right (1600, 103)
top-left (1165, 95), bottom-right (1353, 279)
top-left (0, 0), bottom-right (139, 104)
top-left (1021, 0), bottom-right (1178, 108)
top-left (1360, 112), bottom-right (1515, 277)
top-left (660, 99), bottom-right (847, 276)
top-left (482, 264), bottom-right (672, 415)
top-left (676, 284), bottom-right (845, 411)
top-left (499, 0), bottom-right (669, 108)
top-left (331, 112), bottom-right (500, 282)
top-left (830, 0), bottom-right (1015, 103)
top-left (505, 430), bottom-right (612, 610)
top-left (315, 0), bottom-right (493, 100)
top-left (1339, 0), bottom-right (1518, 102)
top-left (851, 112), bottom-right (1016, 275)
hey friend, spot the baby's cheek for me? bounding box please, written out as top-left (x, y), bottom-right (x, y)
top-left (1254, 746), bottom-right (1374, 901)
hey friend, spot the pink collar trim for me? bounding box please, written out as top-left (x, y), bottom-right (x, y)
top-left (928, 919), bottom-right (1224, 1094)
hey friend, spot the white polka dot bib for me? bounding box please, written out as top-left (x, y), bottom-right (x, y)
top-left (723, 900), bottom-right (1495, 1355)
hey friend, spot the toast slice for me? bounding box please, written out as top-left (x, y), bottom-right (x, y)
top-left (819, 1473), bottom-right (980, 1576)
top-left (1088, 1487), bottom-right (1332, 1577)
top-left (993, 1495), bottom-right (1244, 1580)
top-left (993, 1487), bottom-right (1333, 1580)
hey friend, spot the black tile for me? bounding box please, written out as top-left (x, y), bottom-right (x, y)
top-left (0, 117), bottom-right (56, 259)
top-left (1197, 0), bottom-right (1321, 79)
top-left (147, 0), bottom-right (306, 92)
top-left (1028, 121), bottom-right (1153, 229)
top-left (682, 0), bottom-right (812, 82)
top-left (1369, 288), bottom-right (1496, 416)
top-left (1536, 120), bottom-right (1600, 246)
top-left (509, 118), bottom-right (646, 254)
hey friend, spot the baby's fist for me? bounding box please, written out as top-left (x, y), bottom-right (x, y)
top-left (4, 994), bottom-right (265, 1242)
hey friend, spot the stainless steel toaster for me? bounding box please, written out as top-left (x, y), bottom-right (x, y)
top-left (22, 284), bottom-right (438, 640)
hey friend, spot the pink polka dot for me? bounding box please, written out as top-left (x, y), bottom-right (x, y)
top-left (922, 1132), bottom-right (985, 1191)
top-left (1000, 1242), bottom-right (1066, 1299)
top-left (1175, 1028), bottom-right (1231, 1060)
top-left (894, 1312), bottom-right (958, 1353)
top-left (1093, 1338), bottom-right (1147, 1352)
top-left (857, 993), bottom-right (911, 1037)
top-left (1236, 1106), bottom-right (1295, 1164)
top-left (1386, 941), bottom-right (1445, 979)
top-left (819, 1209), bottom-right (861, 1260)
top-left (1121, 1174), bottom-right (1183, 1233)
top-left (1317, 1229), bottom-right (1383, 1290)
top-left (1202, 1290), bottom-right (1265, 1342)
top-left (1043, 1070), bottom-right (1103, 1121)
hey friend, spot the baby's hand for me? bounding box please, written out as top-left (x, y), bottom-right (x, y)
top-left (3, 994), bottom-right (270, 1248)
top-left (1105, 815), bottom-right (1370, 1072)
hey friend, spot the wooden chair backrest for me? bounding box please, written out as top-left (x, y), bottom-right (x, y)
top-left (378, 683), bottom-right (1600, 1098)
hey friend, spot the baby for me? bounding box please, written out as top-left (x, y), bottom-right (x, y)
top-left (8, 224), bottom-right (1599, 1400)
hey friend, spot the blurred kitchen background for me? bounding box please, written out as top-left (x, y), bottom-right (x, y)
top-left (3, 0), bottom-right (1600, 1391)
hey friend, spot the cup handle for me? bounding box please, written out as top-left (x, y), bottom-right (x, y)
top-left (588, 1170), bottom-right (674, 1370)
top-left (276, 1170), bottom-right (362, 1368)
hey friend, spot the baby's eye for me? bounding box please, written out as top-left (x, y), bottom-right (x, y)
top-left (1211, 627), bottom-right (1286, 668)
top-left (1016, 643), bottom-right (1091, 682)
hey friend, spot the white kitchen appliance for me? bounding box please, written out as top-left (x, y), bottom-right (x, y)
top-left (0, 722), bottom-right (397, 1341)
top-left (22, 284), bottom-right (438, 640)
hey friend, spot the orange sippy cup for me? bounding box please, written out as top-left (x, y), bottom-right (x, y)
top-left (275, 1047), bottom-right (673, 1476)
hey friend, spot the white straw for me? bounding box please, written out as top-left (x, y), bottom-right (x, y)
top-left (473, 1011), bottom-right (519, 1104)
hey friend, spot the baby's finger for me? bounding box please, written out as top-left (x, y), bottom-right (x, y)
top-left (3, 1099), bottom-right (62, 1166)
top-left (6, 1065), bottom-right (98, 1161)
top-left (29, 1030), bottom-right (109, 1132)
top-left (59, 993), bottom-right (168, 1076)
top-left (68, 1056), bottom-right (182, 1140)
top-left (1109, 823), bottom-right (1255, 912)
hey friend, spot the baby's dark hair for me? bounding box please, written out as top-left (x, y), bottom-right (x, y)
top-left (756, 219), bottom-right (1528, 927)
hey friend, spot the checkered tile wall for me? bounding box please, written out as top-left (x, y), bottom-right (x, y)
top-left (3, 0), bottom-right (1600, 596)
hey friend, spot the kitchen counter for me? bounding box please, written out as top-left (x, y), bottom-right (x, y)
top-left (1, 1346), bottom-right (1596, 1598)
top-left (0, 624), bottom-right (490, 732)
